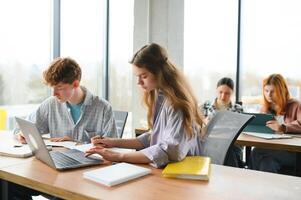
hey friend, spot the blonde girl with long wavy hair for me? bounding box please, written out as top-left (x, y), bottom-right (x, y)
top-left (86, 43), bottom-right (204, 168)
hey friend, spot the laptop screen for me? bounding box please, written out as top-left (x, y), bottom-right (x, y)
top-left (15, 117), bottom-right (56, 168)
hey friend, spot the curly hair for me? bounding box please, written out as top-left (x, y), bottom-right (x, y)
top-left (43, 57), bottom-right (81, 86)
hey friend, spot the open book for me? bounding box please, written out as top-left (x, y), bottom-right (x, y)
top-left (83, 163), bottom-right (151, 187)
top-left (162, 156), bottom-right (211, 180)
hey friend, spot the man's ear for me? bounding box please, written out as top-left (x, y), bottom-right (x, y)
top-left (73, 80), bottom-right (80, 88)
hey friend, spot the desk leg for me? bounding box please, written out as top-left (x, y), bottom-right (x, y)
top-left (245, 146), bottom-right (251, 168)
top-left (1, 179), bottom-right (8, 200)
top-left (296, 152), bottom-right (301, 177)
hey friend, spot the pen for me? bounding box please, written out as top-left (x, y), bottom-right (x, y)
top-left (83, 130), bottom-right (90, 144)
top-left (84, 130), bottom-right (89, 138)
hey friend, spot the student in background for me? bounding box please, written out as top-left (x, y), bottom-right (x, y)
top-left (15, 57), bottom-right (117, 144)
top-left (86, 43), bottom-right (204, 168)
top-left (201, 77), bottom-right (243, 167)
top-left (202, 77), bottom-right (243, 123)
top-left (251, 73), bottom-right (301, 173)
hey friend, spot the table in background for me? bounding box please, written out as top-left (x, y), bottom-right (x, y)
top-left (236, 133), bottom-right (301, 176)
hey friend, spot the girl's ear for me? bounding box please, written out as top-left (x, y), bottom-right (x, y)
top-left (73, 80), bottom-right (80, 88)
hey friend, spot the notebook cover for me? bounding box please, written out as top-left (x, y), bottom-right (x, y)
top-left (83, 163), bottom-right (151, 187)
top-left (162, 156), bottom-right (211, 180)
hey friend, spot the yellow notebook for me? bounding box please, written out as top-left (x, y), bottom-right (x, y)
top-left (162, 156), bottom-right (211, 180)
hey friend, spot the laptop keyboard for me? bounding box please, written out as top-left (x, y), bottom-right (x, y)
top-left (62, 149), bottom-right (100, 163)
top-left (50, 151), bottom-right (82, 168)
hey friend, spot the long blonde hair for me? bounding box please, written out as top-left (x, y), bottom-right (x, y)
top-left (262, 74), bottom-right (290, 115)
top-left (130, 43), bottom-right (204, 138)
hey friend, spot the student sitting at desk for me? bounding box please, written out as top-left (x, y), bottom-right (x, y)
top-left (202, 77), bottom-right (243, 122)
top-left (10, 57), bottom-right (118, 200)
top-left (15, 57), bottom-right (117, 143)
top-left (202, 77), bottom-right (244, 168)
top-left (86, 43), bottom-right (204, 168)
top-left (251, 73), bottom-right (301, 174)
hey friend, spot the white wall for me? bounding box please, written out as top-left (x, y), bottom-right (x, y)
top-left (131, 0), bottom-right (184, 130)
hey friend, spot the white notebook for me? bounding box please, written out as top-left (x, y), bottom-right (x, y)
top-left (83, 163), bottom-right (151, 187)
top-left (244, 132), bottom-right (293, 139)
top-left (0, 145), bottom-right (33, 158)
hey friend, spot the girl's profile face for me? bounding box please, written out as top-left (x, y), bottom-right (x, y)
top-left (132, 64), bottom-right (157, 92)
top-left (263, 84), bottom-right (276, 103)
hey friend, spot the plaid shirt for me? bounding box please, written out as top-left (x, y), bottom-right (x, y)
top-left (14, 86), bottom-right (118, 142)
top-left (202, 98), bottom-right (243, 121)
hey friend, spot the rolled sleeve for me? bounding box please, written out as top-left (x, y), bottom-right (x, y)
top-left (137, 131), bottom-right (151, 148)
top-left (140, 140), bottom-right (189, 168)
top-left (138, 99), bottom-right (200, 168)
top-left (140, 144), bottom-right (169, 168)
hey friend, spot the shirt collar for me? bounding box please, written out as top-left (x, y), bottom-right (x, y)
top-left (81, 86), bottom-right (93, 106)
top-left (213, 98), bottom-right (233, 109)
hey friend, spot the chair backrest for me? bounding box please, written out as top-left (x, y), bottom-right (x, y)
top-left (113, 110), bottom-right (128, 138)
top-left (200, 110), bottom-right (254, 165)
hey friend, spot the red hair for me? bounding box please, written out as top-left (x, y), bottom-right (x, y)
top-left (262, 74), bottom-right (290, 115)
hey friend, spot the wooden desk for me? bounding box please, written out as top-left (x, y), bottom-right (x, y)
top-left (0, 131), bottom-right (33, 168)
top-left (236, 133), bottom-right (301, 176)
top-left (0, 158), bottom-right (301, 200)
top-left (0, 131), bottom-right (35, 199)
top-left (236, 134), bottom-right (301, 152)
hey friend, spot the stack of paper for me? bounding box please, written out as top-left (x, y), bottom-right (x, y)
top-left (83, 163), bottom-right (151, 186)
top-left (162, 156), bottom-right (211, 180)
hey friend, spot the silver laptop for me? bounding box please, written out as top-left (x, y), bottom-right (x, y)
top-left (15, 117), bottom-right (102, 170)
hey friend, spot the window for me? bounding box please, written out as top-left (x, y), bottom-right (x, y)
top-left (108, 0), bottom-right (134, 111)
top-left (240, 0), bottom-right (301, 112)
top-left (108, 0), bottom-right (134, 137)
top-left (0, 0), bottom-right (51, 105)
top-left (60, 0), bottom-right (105, 96)
top-left (184, 0), bottom-right (238, 105)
